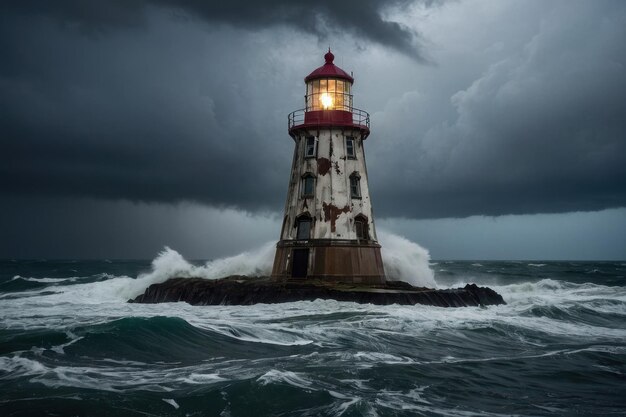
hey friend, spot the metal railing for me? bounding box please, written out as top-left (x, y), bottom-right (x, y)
top-left (288, 107), bottom-right (370, 130)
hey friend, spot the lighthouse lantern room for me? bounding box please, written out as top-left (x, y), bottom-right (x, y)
top-left (271, 50), bottom-right (386, 284)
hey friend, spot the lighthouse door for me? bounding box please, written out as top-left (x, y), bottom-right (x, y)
top-left (291, 249), bottom-right (309, 278)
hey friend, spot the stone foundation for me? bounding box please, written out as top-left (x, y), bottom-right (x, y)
top-left (271, 239), bottom-right (386, 284)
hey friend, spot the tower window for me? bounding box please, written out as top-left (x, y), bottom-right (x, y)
top-left (350, 173), bottom-right (361, 199)
top-left (354, 215), bottom-right (369, 240)
top-left (301, 173), bottom-right (315, 198)
top-left (305, 136), bottom-right (316, 158)
top-left (296, 215), bottom-right (312, 240)
top-left (346, 137), bottom-right (355, 159)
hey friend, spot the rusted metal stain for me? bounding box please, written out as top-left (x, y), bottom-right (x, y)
top-left (322, 202), bottom-right (350, 233)
top-left (317, 157), bottom-right (331, 176)
top-left (334, 161), bottom-right (341, 175)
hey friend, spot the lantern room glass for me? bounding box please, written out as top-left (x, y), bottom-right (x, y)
top-left (305, 78), bottom-right (352, 111)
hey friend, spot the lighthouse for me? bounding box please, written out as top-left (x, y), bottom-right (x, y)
top-left (271, 50), bottom-right (386, 284)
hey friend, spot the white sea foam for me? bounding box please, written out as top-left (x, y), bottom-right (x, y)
top-left (110, 231), bottom-right (436, 299)
top-left (327, 390), bottom-right (362, 416)
top-left (377, 231), bottom-right (437, 288)
top-left (180, 372), bottom-right (225, 384)
top-left (12, 276), bottom-right (74, 283)
top-left (257, 370), bottom-right (314, 390)
top-left (0, 356), bottom-right (46, 375)
top-left (2, 242), bottom-right (624, 357)
top-left (1, 231), bottom-right (435, 304)
top-left (100, 242), bottom-right (277, 300)
top-left (162, 399), bottom-right (179, 409)
top-left (129, 242), bottom-right (276, 292)
top-left (50, 331), bottom-right (83, 355)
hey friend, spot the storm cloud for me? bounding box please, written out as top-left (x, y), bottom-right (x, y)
top-left (3, 0), bottom-right (427, 58)
top-left (1, 0), bottom-right (625, 221)
top-left (370, 0), bottom-right (626, 217)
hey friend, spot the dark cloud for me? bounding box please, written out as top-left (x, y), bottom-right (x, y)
top-left (369, 0), bottom-right (626, 217)
top-left (1, 0), bottom-right (625, 222)
top-left (0, 0), bottom-right (431, 210)
top-left (0, 12), bottom-right (291, 210)
top-left (2, 0), bottom-right (428, 59)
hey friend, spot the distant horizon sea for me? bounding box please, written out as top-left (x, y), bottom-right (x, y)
top-left (1, 258), bottom-right (625, 416)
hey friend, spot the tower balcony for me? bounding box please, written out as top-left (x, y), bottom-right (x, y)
top-left (288, 108), bottom-right (370, 139)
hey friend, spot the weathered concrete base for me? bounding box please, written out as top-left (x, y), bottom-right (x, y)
top-left (272, 240), bottom-right (386, 284)
top-left (129, 276), bottom-right (505, 307)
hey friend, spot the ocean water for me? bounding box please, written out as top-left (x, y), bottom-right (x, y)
top-left (1, 249), bottom-right (625, 416)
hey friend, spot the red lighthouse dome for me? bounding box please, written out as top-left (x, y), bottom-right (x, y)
top-left (288, 49), bottom-right (369, 138)
top-left (304, 49), bottom-right (354, 84)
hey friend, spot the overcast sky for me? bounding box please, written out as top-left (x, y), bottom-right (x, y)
top-left (1, 0), bottom-right (625, 260)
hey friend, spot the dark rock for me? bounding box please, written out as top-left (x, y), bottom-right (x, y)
top-left (129, 276), bottom-right (506, 307)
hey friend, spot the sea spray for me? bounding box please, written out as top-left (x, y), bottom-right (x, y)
top-left (130, 231), bottom-right (437, 297)
top-left (2, 233), bottom-right (437, 302)
top-left (124, 242), bottom-right (277, 298)
top-left (378, 231), bottom-right (437, 288)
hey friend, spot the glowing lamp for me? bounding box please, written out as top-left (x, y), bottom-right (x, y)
top-left (320, 92), bottom-right (333, 109)
top-left (303, 49), bottom-right (354, 112)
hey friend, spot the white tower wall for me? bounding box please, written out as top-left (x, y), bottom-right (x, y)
top-left (280, 130), bottom-right (378, 242)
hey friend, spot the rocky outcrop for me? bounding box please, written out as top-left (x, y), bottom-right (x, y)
top-left (129, 276), bottom-right (505, 307)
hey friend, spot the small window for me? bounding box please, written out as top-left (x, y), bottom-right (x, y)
top-left (336, 80), bottom-right (345, 93)
top-left (296, 217), bottom-right (312, 240)
top-left (355, 221), bottom-right (366, 240)
top-left (301, 173), bottom-right (315, 197)
top-left (350, 173), bottom-right (361, 199)
top-left (346, 137), bottom-right (355, 158)
top-left (305, 136), bottom-right (316, 158)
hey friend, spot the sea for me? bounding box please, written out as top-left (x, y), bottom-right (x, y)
top-left (1, 239), bottom-right (625, 416)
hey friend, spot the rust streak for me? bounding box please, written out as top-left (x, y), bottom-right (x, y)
top-left (322, 203), bottom-right (351, 233)
top-left (317, 157), bottom-right (331, 176)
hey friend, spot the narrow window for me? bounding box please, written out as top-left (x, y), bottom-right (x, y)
top-left (336, 80), bottom-right (345, 110)
top-left (305, 136), bottom-right (316, 158)
top-left (301, 173), bottom-right (315, 198)
top-left (355, 221), bottom-right (365, 239)
top-left (355, 215), bottom-right (369, 240)
top-left (346, 137), bottom-right (355, 159)
top-left (312, 80), bottom-right (320, 111)
top-left (296, 217), bottom-right (312, 240)
top-left (344, 83), bottom-right (352, 109)
top-left (350, 173), bottom-right (361, 199)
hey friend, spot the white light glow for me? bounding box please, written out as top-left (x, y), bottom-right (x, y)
top-left (320, 93), bottom-right (333, 109)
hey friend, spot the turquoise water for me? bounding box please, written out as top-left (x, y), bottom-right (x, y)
top-left (1, 260), bottom-right (625, 416)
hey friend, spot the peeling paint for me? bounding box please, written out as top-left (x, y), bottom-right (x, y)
top-left (322, 202), bottom-right (351, 233)
top-left (279, 130), bottom-right (378, 241)
top-left (334, 161), bottom-right (341, 175)
top-left (317, 157), bottom-right (331, 176)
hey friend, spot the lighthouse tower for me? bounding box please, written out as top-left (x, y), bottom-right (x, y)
top-left (271, 50), bottom-right (386, 284)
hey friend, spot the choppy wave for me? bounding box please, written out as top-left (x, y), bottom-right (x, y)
top-left (0, 231), bottom-right (436, 303)
top-left (1, 256), bottom-right (625, 415)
